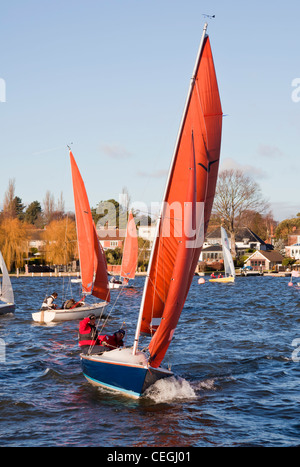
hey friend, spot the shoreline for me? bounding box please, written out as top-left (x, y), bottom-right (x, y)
top-left (2, 271), bottom-right (292, 278)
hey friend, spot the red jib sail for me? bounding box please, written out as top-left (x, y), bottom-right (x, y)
top-left (70, 150), bottom-right (110, 302)
top-left (136, 32), bottom-right (222, 368)
top-left (120, 211), bottom-right (138, 280)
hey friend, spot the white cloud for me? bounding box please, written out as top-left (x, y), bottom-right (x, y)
top-left (101, 144), bottom-right (133, 159)
top-left (257, 144), bottom-right (284, 158)
top-left (220, 157), bottom-right (267, 179)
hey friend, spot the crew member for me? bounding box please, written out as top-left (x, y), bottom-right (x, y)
top-left (41, 292), bottom-right (58, 310)
top-left (78, 314), bottom-right (101, 354)
top-left (98, 329), bottom-right (125, 350)
top-left (78, 315), bottom-right (125, 354)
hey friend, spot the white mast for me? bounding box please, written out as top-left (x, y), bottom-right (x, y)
top-left (132, 23), bottom-right (209, 356)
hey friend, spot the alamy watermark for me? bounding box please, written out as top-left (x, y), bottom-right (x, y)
top-left (96, 196), bottom-right (205, 248)
top-left (291, 78), bottom-right (300, 103)
top-left (0, 78), bottom-right (6, 102)
top-left (0, 338), bottom-right (5, 363)
top-left (291, 338), bottom-right (300, 362)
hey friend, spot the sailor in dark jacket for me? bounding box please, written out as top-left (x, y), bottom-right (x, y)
top-left (79, 315), bottom-right (125, 354)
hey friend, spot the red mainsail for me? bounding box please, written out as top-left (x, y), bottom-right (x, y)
top-left (135, 32), bottom-right (222, 368)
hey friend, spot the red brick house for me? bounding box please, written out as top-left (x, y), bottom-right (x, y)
top-left (96, 228), bottom-right (126, 251)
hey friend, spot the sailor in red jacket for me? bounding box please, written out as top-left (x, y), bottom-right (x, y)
top-left (78, 314), bottom-right (125, 354)
top-left (78, 314), bottom-right (100, 353)
top-left (98, 329), bottom-right (125, 350)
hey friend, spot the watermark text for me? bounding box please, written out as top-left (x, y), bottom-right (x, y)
top-left (291, 78), bottom-right (300, 103)
top-left (0, 78), bottom-right (6, 102)
top-left (96, 196), bottom-right (205, 248)
top-left (0, 338), bottom-right (5, 363)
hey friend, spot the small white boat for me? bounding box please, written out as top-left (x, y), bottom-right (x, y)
top-left (0, 250), bottom-right (15, 315)
top-left (108, 280), bottom-right (123, 289)
top-left (32, 301), bottom-right (107, 323)
top-left (71, 277), bottom-right (82, 283)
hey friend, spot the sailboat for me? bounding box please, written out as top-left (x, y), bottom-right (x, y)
top-left (109, 211), bottom-right (138, 289)
top-left (32, 150), bottom-right (110, 323)
top-left (81, 23), bottom-right (222, 397)
top-left (209, 227), bottom-right (235, 283)
top-left (0, 251), bottom-right (15, 315)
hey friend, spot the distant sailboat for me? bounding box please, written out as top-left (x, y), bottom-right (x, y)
top-left (0, 251), bottom-right (15, 315)
top-left (81, 23), bottom-right (222, 397)
top-left (109, 211), bottom-right (138, 289)
top-left (32, 150), bottom-right (110, 323)
top-left (209, 227), bottom-right (235, 283)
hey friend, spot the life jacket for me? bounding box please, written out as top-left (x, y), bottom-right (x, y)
top-left (78, 317), bottom-right (99, 346)
top-left (98, 334), bottom-right (124, 349)
top-left (41, 295), bottom-right (55, 309)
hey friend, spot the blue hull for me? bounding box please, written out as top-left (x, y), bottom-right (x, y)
top-left (81, 353), bottom-right (173, 398)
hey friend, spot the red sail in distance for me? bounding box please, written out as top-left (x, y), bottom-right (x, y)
top-left (120, 211), bottom-right (138, 280)
top-left (92, 223), bottom-right (110, 302)
top-left (140, 35), bottom-right (222, 368)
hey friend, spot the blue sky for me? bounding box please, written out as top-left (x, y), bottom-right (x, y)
top-left (0, 0), bottom-right (299, 222)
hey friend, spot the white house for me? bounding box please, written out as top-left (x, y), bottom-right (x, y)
top-left (138, 224), bottom-right (157, 246)
top-left (285, 244), bottom-right (300, 260)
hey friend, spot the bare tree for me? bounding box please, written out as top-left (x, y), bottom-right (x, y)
top-left (3, 179), bottom-right (16, 218)
top-left (212, 169), bottom-right (269, 257)
top-left (56, 191), bottom-right (65, 213)
top-left (43, 190), bottom-right (55, 224)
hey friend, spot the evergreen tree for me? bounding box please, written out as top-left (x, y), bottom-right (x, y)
top-left (24, 201), bottom-right (42, 225)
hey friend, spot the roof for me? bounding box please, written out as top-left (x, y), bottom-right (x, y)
top-left (96, 228), bottom-right (126, 241)
top-left (246, 250), bottom-right (284, 262)
top-left (235, 227), bottom-right (266, 245)
top-left (206, 226), bottom-right (266, 245)
top-left (202, 245), bottom-right (222, 252)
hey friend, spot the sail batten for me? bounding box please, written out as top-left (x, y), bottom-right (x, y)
top-left (133, 25), bottom-right (222, 365)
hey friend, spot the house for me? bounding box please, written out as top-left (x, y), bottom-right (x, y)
top-left (243, 250), bottom-right (284, 271)
top-left (204, 226), bottom-right (272, 257)
top-left (199, 245), bottom-right (223, 262)
top-left (235, 227), bottom-right (273, 254)
top-left (28, 229), bottom-right (46, 252)
top-left (138, 225), bottom-right (156, 247)
top-left (285, 244), bottom-right (300, 260)
top-left (287, 227), bottom-right (300, 246)
top-left (285, 227), bottom-right (300, 260)
top-left (96, 227), bottom-right (126, 250)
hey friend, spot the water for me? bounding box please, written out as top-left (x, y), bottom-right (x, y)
top-left (0, 275), bottom-right (300, 447)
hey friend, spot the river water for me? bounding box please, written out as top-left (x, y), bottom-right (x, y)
top-left (0, 274), bottom-right (299, 447)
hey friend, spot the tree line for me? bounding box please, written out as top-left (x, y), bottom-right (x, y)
top-left (0, 172), bottom-right (299, 272)
top-left (0, 179), bottom-right (78, 271)
top-left (0, 179), bottom-right (151, 272)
